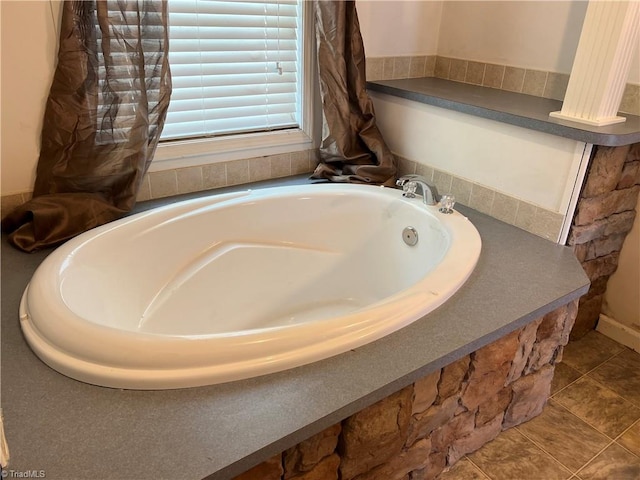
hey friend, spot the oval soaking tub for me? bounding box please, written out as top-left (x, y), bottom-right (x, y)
top-left (20, 183), bottom-right (481, 389)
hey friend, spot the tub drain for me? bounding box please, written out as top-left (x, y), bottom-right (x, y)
top-left (402, 226), bottom-right (418, 246)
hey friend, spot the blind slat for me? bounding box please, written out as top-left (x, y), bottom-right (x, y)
top-left (161, 0), bottom-right (301, 141)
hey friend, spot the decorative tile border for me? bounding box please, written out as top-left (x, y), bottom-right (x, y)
top-left (137, 149), bottom-right (319, 202)
top-left (0, 149), bottom-right (320, 211)
top-left (367, 55), bottom-right (640, 116)
top-left (396, 154), bottom-right (565, 242)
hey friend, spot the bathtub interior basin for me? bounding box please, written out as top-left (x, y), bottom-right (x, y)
top-left (19, 183), bottom-right (481, 389)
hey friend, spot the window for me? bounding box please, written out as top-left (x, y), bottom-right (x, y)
top-left (154, 0), bottom-right (314, 169)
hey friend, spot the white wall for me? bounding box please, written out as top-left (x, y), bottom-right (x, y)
top-left (358, 1), bottom-right (442, 56)
top-left (370, 91), bottom-right (586, 214)
top-left (437, 1), bottom-right (588, 73)
top-left (604, 194), bottom-right (640, 328)
top-left (1, 0), bottom-right (62, 195)
top-left (437, 0), bottom-right (639, 83)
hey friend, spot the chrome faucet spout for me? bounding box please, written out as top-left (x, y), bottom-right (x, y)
top-left (396, 175), bottom-right (440, 206)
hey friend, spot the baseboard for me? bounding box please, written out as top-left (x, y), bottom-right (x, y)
top-left (596, 313), bottom-right (640, 353)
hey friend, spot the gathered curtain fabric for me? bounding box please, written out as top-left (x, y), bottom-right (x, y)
top-left (311, 0), bottom-right (396, 186)
top-left (1, 0), bottom-right (171, 252)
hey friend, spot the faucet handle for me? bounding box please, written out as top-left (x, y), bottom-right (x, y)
top-left (396, 173), bottom-right (418, 187)
top-left (402, 181), bottom-right (418, 198)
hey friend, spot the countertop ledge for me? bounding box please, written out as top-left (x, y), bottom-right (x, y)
top-left (1, 176), bottom-right (590, 480)
top-left (367, 77), bottom-right (640, 147)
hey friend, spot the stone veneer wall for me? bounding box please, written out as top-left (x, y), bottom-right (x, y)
top-left (232, 300), bottom-right (578, 480)
top-left (568, 143), bottom-right (640, 339)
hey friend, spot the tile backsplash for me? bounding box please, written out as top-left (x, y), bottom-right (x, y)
top-left (0, 149), bottom-right (319, 215)
top-left (396, 154), bottom-right (565, 242)
top-left (367, 55), bottom-right (640, 116)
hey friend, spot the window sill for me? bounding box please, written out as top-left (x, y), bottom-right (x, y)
top-left (149, 128), bottom-right (314, 173)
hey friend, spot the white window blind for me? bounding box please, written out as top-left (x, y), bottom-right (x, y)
top-left (162, 0), bottom-right (301, 141)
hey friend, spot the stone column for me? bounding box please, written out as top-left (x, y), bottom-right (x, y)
top-left (568, 143), bottom-right (640, 338)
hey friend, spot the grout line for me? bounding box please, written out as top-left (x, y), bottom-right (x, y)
top-left (610, 418), bottom-right (640, 459)
top-left (511, 425), bottom-right (576, 477)
top-left (572, 439), bottom-right (616, 478)
top-left (581, 351), bottom-right (640, 410)
top-left (550, 370), bottom-right (586, 398)
top-left (462, 454), bottom-right (492, 479)
top-left (515, 402), bottom-right (604, 475)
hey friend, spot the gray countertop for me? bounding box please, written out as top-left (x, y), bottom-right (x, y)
top-left (1, 177), bottom-right (589, 480)
top-left (367, 77), bottom-right (640, 147)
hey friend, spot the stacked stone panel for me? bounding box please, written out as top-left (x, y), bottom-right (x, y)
top-left (233, 300), bottom-right (578, 480)
top-left (568, 143), bottom-right (640, 339)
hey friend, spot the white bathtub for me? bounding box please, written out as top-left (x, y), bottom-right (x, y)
top-left (20, 183), bottom-right (481, 389)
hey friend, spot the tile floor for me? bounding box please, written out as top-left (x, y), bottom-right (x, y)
top-left (440, 331), bottom-right (640, 480)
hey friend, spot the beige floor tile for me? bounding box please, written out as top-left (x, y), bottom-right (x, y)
top-left (562, 331), bottom-right (625, 374)
top-left (439, 458), bottom-right (489, 480)
top-left (517, 400), bottom-right (610, 472)
top-left (467, 428), bottom-right (571, 480)
top-left (588, 349), bottom-right (640, 407)
top-left (554, 377), bottom-right (640, 438)
top-left (551, 362), bottom-right (582, 394)
top-left (577, 443), bottom-right (640, 480)
top-left (618, 420), bottom-right (640, 456)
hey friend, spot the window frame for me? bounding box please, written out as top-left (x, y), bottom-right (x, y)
top-left (149, 0), bottom-right (316, 173)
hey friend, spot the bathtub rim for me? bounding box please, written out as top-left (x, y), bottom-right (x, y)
top-left (18, 183), bottom-right (481, 389)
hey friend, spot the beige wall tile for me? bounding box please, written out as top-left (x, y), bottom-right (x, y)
top-left (136, 175), bottom-right (151, 202)
top-left (433, 169), bottom-right (453, 194)
top-left (450, 177), bottom-right (472, 206)
top-left (396, 156), bottom-right (417, 177)
top-left (434, 56), bottom-right (451, 79)
top-left (543, 72), bottom-right (570, 101)
top-left (491, 192), bottom-right (519, 224)
top-left (502, 67), bottom-right (525, 93)
top-left (409, 56), bottom-right (427, 78)
top-left (149, 170), bottom-right (177, 198)
top-left (366, 57), bottom-right (384, 82)
top-left (415, 162), bottom-right (434, 181)
top-left (177, 166), bottom-right (203, 195)
top-left (425, 55), bottom-right (437, 77)
top-left (270, 153), bottom-right (291, 178)
top-left (449, 59), bottom-right (468, 83)
top-left (393, 57), bottom-right (411, 79)
top-left (514, 201), bottom-right (537, 232)
top-left (619, 83), bottom-right (640, 116)
top-left (1, 193), bottom-right (25, 216)
top-left (309, 148), bottom-right (320, 168)
top-left (226, 159), bottom-right (250, 186)
top-left (383, 57), bottom-right (394, 80)
top-left (483, 64), bottom-right (505, 89)
top-left (469, 184), bottom-right (495, 214)
top-left (291, 150), bottom-right (311, 175)
top-left (202, 163), bottom-right (226, 190)
top-left (248, 156), bottom-right (271, 182)
top-left (530, 207), bottom-right (563, 241)
top-left (522, 70), bottom-right (548, 97)
top-left (465, 61), bottom-right (485, 85)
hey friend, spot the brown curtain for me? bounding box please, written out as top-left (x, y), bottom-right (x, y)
top-left (311, 0), bottom-right (396, 186)
top-left (1, 0), bottom-right (171, 252)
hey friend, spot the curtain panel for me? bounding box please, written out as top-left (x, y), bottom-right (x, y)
top-left (2, 0), bottom-right (171, 252)
top-left (311, 0), bottom-right (397, 186)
